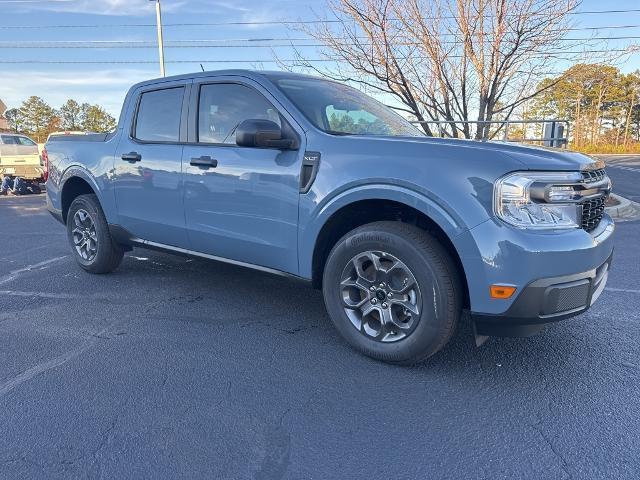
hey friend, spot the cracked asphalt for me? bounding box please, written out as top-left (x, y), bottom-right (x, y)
top-left (0, 193), bottom-right (639, 480)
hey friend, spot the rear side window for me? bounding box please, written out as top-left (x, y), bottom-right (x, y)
top-left (17, 136), bottom-right (36, 146)
top-left (133, 87), bottom-right (184, 142)
top-left (1, 135), bottom-right (18, 144)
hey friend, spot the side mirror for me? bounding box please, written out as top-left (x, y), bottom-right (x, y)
top-left (235, 119), bottom-right (294, 149)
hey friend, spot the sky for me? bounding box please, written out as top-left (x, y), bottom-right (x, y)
top-left (0, 0), bottom-right (639, 118)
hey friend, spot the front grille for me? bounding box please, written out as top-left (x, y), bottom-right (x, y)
top-left (579, 168), bottom-right (608, 232)
top-left (580, 196), bottom-right (606, 232)
top-left (581, 168), bottom-right (606, 184)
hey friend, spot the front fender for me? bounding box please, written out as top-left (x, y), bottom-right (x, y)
top-left (298, 182), bottom-right (474, 279)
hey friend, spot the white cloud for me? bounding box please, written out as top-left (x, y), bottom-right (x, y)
top-left (0, 69), bottom-right (154, 116)
top-left (158, 0), bottom-right (250, 14)
top-left (5, 0), bottom-right (312, 21)
top-left (12, 0), bottom-right (187, 17)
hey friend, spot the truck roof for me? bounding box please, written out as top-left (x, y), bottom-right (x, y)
top-left (130, 69), bottom-right (321, 90)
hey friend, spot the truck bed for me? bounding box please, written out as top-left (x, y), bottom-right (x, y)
top-left (47, 133), bottom-right (113, 143)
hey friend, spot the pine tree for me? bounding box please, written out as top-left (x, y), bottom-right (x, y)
top-left (18, 96), bottom-right (59, 142)
top-left (58, 99), bottom-right (83, 130)
top-left (81, 104), bottom-right (116, 133)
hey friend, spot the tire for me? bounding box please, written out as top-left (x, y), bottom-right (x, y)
top-left (66, 194), bottom-right (124, 274)
top-left (322, 221), bottom-right (462, 364)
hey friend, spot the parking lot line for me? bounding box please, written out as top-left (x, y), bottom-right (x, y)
top-left (0, 255), bottom-right (67, 286)
top-left (0, 325), bottom-right (112, 399)
top-left (605, 287), bottom-right (640, 294)
top-left (0, 290), bottom-right (96, 300)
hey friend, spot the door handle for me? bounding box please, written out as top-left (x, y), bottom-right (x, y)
top-left (121, 152), bottom-right (142, 162)
top-left (190, 155), bottom-right (218, 168)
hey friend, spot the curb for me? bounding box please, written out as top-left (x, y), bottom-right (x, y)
top-left (593, 154), bottom-right (640, 157)
top-left (605, 194), bottom-right (640, 222)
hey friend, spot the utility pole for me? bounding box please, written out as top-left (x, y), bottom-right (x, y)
top-left (150, 0), bottom-right (165, 77)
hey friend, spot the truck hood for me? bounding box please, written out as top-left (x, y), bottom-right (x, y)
top-left (349, 135), bottom-right (602, 171)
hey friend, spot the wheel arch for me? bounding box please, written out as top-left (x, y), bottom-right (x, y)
top-left (305, 188), bottom-right (471, 309)
top-left (60, 170), bottom-right (100, 224)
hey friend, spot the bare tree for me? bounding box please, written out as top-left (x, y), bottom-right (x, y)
top-left (284, 0), bottom-right (581, 139)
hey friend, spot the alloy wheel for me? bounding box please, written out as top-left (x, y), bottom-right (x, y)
top-left (71, 208), bottom-right (98, 262)
top-left (339, 250), bottom-right (422, 342)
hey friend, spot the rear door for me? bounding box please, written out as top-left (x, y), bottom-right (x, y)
top-left (181, 78), bottom-right (304, 273)
top-left (113, 81), bottom-right (191, 247)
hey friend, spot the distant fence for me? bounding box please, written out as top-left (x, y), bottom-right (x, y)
top-left (410, 119), bottom-right (570, 148)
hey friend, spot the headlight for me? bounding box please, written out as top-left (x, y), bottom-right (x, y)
top-left (494, 172), bottom-right (582, 229)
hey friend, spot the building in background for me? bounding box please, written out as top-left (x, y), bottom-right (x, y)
top-left (0, 99), bottom-right (10, 132)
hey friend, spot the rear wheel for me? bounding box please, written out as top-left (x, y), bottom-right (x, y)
top-left (66, 194), bottom-right (124, 273)
top-left (322, 221), bottom-right (462, 364)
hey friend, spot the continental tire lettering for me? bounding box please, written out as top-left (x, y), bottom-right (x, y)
top-left (348, 233), bottom-right (395, 248)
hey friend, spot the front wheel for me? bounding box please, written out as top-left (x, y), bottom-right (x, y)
top-left (322, 221), bottom-right (462, 364)
top-left (66, 194), bottom-right (124, 274)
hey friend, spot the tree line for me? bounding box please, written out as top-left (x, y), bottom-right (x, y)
top-left (3, 97), bottom-right (116, 143)
top-left (528, 65), bottom-right (640, 153)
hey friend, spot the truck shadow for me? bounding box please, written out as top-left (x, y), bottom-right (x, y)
top-left (115, 249), bottom-right (595, 384)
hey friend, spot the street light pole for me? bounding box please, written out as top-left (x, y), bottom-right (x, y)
top-left (151, 0), bottom-right (165, 77)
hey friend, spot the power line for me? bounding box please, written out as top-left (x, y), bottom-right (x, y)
top-left (0, 49), bottom-right (633, 64)
top-left (1, 9), bottom-right (640, 29)
top-left (0, 24), bottom-right (640, 39)
top-left (1, 34), bottom-right (639, 49)
top-left (0, 60), bottom-right (319, 64)
top-left (2, 23), bottom-right (640, 33)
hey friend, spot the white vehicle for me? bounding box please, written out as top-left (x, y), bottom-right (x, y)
top-left (0, 133), bottom-right (44, 181)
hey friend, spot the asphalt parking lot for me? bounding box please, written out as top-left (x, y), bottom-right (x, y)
top-left (1, 174), bottom-right (639, 479)
top-left (597, 154), bottom-right (640, 202)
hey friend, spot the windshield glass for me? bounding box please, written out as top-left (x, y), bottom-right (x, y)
top-left (271, 77), bottom-right (423, 137)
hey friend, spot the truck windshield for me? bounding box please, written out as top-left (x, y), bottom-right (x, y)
top-left (271, 77), bottom-right (423, 137)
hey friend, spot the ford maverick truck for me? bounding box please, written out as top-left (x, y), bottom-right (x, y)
top-left (45, 70), bottom-right (614, 364)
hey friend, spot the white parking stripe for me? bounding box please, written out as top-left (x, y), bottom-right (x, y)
top-left (0, 290), bottom-right (91, 300)
top-left (0, 325), bottom-right (111, 398)
top-left (0, 256), bottom-right (67, 286)
top-left (605, 287), bottom-right (640, 294)
top-left (0, 243), bottom-right (57, 261)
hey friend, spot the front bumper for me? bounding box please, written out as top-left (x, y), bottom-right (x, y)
top-left (472, 252), bottom-right (612, 337)
top-left (458, 213), bottom-right (615, 337)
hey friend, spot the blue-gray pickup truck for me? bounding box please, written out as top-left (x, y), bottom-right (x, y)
top-left (45, 70), bottom-right (614, 364)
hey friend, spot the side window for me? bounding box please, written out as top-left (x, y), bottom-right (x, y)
top-left (1, 135), bottom-right (18, 145)
top-left (17, 136), bottom-right (36, 146)
top-left (134, 87), bottom-right (184, 142)
top-left (326, 105), bottom-right (391, 135)
top-left (198, 83), bottom-right (281, 144)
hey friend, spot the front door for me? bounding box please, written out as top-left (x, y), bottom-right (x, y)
top-left (113, 83), bottom-right (190, 247)
top-left (182, 80), bottom-right (303, 274)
